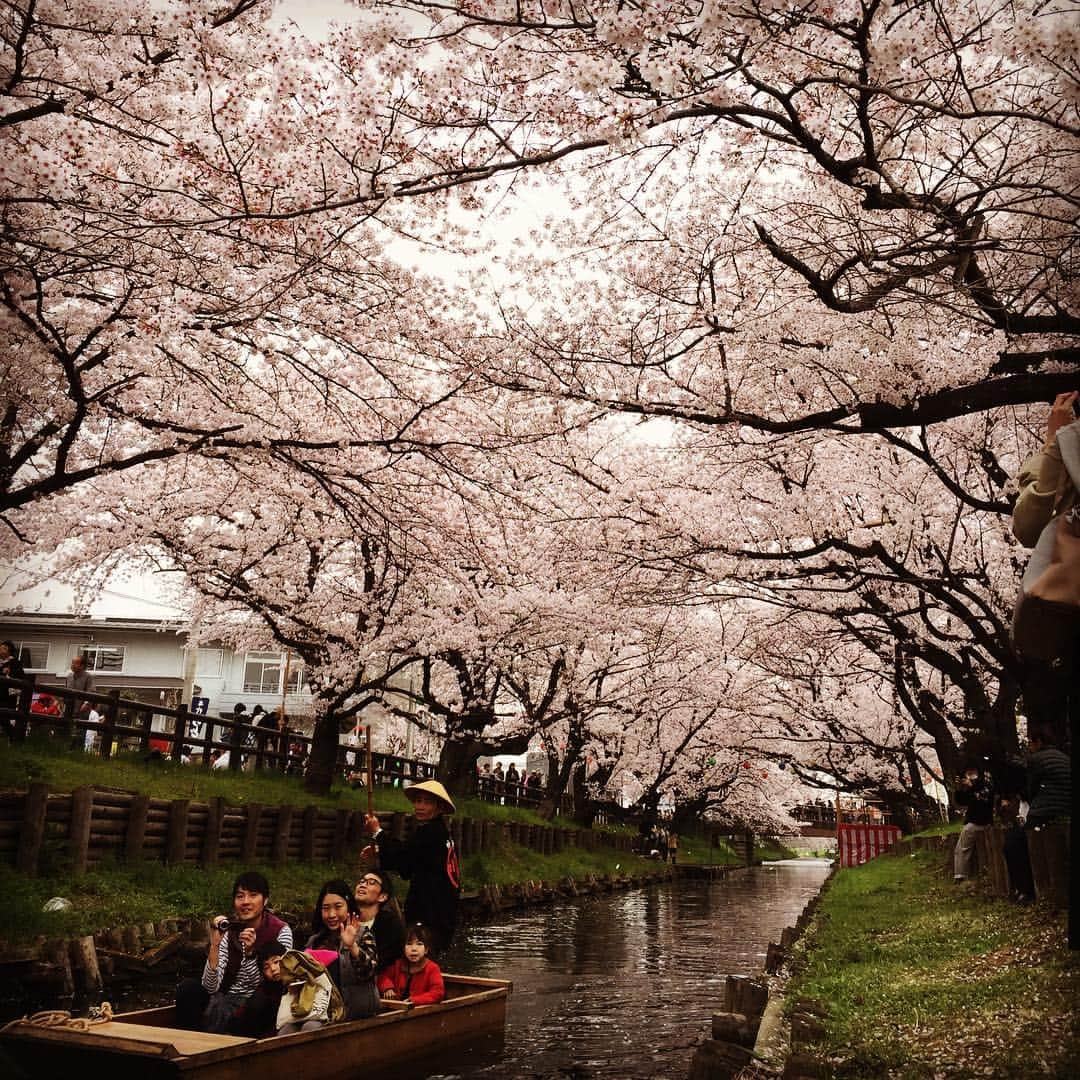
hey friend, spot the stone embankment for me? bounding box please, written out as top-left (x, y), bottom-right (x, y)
top-left (688, 863), bottom-right (836, 1080)
top-left (689, 819), bottom-right (1068, 1078)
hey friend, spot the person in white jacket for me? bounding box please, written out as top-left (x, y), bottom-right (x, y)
top-left (260, 943), bottom-right (344, 1035)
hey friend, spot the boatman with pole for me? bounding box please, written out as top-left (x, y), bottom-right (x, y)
top-left (364, 779), bottom-right (460, 957)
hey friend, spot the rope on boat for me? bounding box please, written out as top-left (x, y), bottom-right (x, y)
top-left (2, 1001), bottom-right (113, 1032)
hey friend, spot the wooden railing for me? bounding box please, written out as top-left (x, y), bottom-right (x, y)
top-left (1, 676), bottom-right (626, 827)
top-left (0, 675), bottom-right (425, 783)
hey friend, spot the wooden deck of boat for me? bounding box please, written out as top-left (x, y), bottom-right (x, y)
top-left (0, 975), bottom-right (510, 1080)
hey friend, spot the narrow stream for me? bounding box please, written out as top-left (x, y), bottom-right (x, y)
top-left (2, 860), bottom-right (830, 1079)
top-left (403, 859), bottom-right (832, 1079)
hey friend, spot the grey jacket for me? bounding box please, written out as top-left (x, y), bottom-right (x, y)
top-left (304, 927), bottom-right (380, 1020)
top-left (1026, 748), bottom-right (1071, 825)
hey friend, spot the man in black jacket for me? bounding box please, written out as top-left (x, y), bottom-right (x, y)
top-left (364, 780), bottom-right (460, 956)
top-left (953, 760), bottom-right (995, 882)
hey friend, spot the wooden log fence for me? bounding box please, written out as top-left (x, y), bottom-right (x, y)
top-left (1, 784), bottom-right (633, 877)
top-left (890, 824), bottom-right (1069, 907)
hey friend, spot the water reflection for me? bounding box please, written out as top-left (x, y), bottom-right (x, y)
top-left (0, 862), bottom-right (830, 1080)
top-left (397, 860), bottom-right (831, 1080)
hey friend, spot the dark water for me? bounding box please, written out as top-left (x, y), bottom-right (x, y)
top-left (402, 860), bottom-right (832, 1080)
top-left (2, 861), bottom-right (829, 1079)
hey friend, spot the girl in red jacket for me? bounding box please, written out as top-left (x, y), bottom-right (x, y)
top-left (377, 923), bottom-right (445, 1006)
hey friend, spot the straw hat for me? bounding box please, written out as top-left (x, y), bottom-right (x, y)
top-left (405, 779), bottom-right (456, 814)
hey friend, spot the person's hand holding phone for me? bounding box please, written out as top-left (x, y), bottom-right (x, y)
top-left (1047, 391), bottom-right (1079, 442)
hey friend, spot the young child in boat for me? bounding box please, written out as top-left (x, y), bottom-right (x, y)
top-left (259, 941), bottom-right (345, 1034)
top-left (376, 923), bottom-right (446, 1006)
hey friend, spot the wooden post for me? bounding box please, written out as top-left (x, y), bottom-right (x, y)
top-left (724, 975), bottom-right (768, 1018)
top-left (171, 703), bottom-right (189, 762)
top-left (16, 781), bottom-right (49, 875)
top-left (242, 803), bottom-right (262, 863)
top-left (365, 726), bottom-right (374, 814)
top-left (63, 694), bottom-right (79, 749)
top-left (301, 805), bottom-right (317, 862)
top-left (229, 712), bottom-right (244, 772)
top-left (100, 689), bottom-right (121, 759)
top-left (13, 673), bottom-right (34, 742)
top-left (69, 935), bottom-right (102, 993)
top-left (70, 786), bottom-right (94, 875)
top-left (332, 808), bottom-right (350, 862)
top-left (273, 804), bottom-right (294, 865)
top-left (139, 704), bottom-right (154, 754)
top-left (166, 799), bottom-right (190, 865)
top-left (200, 714), bottom-right (214, 769)
top-left (125, 792), bottom-right (151, 862)
top-left (44, 939), bottom-right (75, 999)
top-left (201, 796), bottom-right (225, 868)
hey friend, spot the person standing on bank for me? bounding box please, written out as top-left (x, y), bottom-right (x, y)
top-left (952, 759), bottom-right (995, 882)
top-left (363, 780), bottom-right (460, 956)
top-left (65, 653), bottom-right (95, 721)
top-left (0, 641), bottom-right (25, 742)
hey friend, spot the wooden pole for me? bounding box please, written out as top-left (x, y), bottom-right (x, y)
top-left (835, 784), bottom-right (842, 865)
top-left (365, 725), bottom-right (374, 815)
top-left (17, 781), bottom-right (49, 875)
top-left (280, 651), bottom-right (291, 726)
top-left (359, 724), bottom-right (379, 872)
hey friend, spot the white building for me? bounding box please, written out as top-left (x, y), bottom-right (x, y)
top-left (0, 563), bottom-right (314, 723)
top-left (0, 564), bottom-right (420, 744)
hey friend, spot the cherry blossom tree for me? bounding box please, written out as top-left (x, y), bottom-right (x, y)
top-left (352, 0), bottom-right (1077, 427)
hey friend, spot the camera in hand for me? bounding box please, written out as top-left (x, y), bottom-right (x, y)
top-left (214, 917), bottom-right (244, 933)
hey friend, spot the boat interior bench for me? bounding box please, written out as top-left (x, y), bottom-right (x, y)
top-left (92, 1022), bottom-right (254, 1055)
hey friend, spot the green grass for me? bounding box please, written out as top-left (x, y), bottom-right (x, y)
top-left (461, 842), bottom-right (654, 889)
top-left (0, 736), bottom-right (607, 828)
top-left (908, 819), bottom-right (962, 839)
top-left (0, 858), bottom-right (357, 943)
top-left (756, 836), bottom-right (799, 861)
top-left (0, 741), bottom-right (666, 946)
top-left (785, 849), bottom-right (1079, 1078)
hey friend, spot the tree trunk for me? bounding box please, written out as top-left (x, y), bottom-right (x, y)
top-left (571, 762), bottom-right (591, 826)
top-left (437, 736), bottom-right (484, 798)
top-left (671, 799), bottom-right (706, 835)
top-left (303, 693), bottom-right (340, 796)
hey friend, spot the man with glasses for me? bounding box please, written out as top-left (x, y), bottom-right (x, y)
top-left (354, 869), bottom-right (405, 978)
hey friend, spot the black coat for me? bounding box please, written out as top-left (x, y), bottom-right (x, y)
top-left (371, 905), bottom-right (406, 975)
top-left (374, 816), bottom-right (459, 953)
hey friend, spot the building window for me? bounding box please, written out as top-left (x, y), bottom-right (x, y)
top-left (14, 641), bottom-right (50, 670)
top-left (243, 652), bottom-right (282, 694)
top-left (195, 647), bottom-right (224, 678)
top-left (286, 660), bottom-right (306, 695)
top-left (81, 645), bottom-right (126, 672)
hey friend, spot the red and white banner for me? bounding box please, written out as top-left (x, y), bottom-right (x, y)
top-left (838, 823), bottom-right (902, 867)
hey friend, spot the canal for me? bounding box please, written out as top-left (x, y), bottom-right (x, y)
top-left (1, 860), bottom-right (830, 1079)
top-left (401, 859), bottom-right (832, 1079)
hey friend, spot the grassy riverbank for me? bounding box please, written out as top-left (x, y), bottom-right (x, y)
top-left (785, 847), bottom-right (1079, 1078)
top-left (0, 741), bottom-right (689, 945)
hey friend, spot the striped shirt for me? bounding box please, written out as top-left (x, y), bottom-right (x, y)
top-left (202, 922), bottom-right (293, 997)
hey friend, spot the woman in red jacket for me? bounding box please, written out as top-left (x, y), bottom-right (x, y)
top-left (376, 923), bottom-right (445, 1006)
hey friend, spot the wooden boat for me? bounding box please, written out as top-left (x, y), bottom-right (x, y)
top-left (0, 974), bottom-right (509, 1080)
